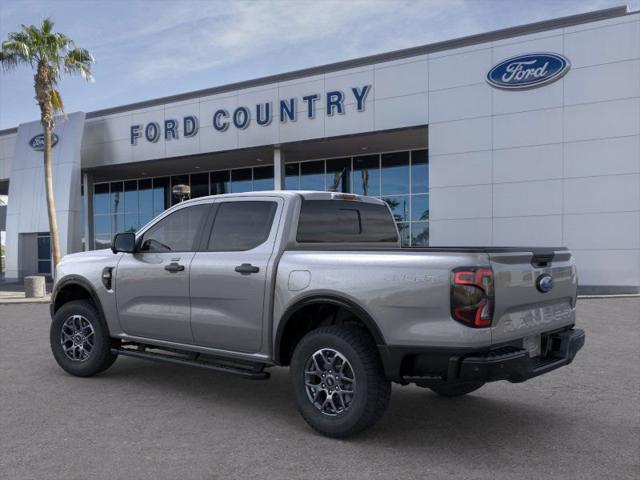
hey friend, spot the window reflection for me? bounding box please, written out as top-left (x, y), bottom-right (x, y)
top-left (231, 168), bottom-right (252, 193)
top-left (397, 222), bottom-right (410, 247)
top-left (383, 196), bottom-right (409, 222)
top-left (211, 171), bottom-right (230, 195)
top-left (285, 163), bottom-right (300, 190)
top-left (411, 194), bottom-right (429, 221)
top-left (326, 158), bottom-right (350, 193)
top-left (411, 149), bottom-right (428, 193)
top-left (153, 177), bottom-right (170, 216)
top-left (190, 172), bottom-right (210, 198)
top-left (138, 179), bottom-right (153, 215)
top-left (353, 155), bottom-right (380, 196)
top-left (123, 214), bottom-right (139, 233)
top-left (300, 161), bottom-right (324, 190)
top-left (253, 166), bottom-right (274, 191)
top-left (381, 152), bottom-right (409, 195)
top-left (411, 222), bottom-right (429, 246)
top-left (91, 148), bottom-right (429, 249)
top-left (124, 180), bottom-right (138, 213)
top-left (94, 183), bottom-right (110, 215)
top-left (110, 182), bottom-right (123, 216)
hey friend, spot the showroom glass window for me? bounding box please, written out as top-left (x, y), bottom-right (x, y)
top-left (283, 149), bottom-right (429, 247)
top-left (91, 149), bottom-right (428, 249)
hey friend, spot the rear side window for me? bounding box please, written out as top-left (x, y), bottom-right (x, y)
top-left (297, 200), bottom-right (398, 243)
top-left (207, 201), bottom-right (277, 251)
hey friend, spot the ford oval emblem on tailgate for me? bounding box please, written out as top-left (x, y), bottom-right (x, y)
top-left (536, 274), bottom-right (555, 293)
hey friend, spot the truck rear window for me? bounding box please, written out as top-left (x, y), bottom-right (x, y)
top-left (296, 200), bottom-right (398, 243)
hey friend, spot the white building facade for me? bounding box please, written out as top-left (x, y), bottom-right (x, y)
top-left (0, 6), bottom-right (638, 293)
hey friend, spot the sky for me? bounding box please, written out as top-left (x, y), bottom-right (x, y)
top-left (0, 0), bottom-right (636, 130)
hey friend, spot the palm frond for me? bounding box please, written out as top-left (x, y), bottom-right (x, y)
top-left (50, 88), bottom-right (64, 113)
top-left (0, 51), bottom-right (20, 70)
top-left (2, 37), bottom-right (32, 62)
top-left (64, 47), bottom-right (94, 81)
top-left (41, 17), bottom-right (54, 35)
top-left (2, 18), bottom-right (96, 120)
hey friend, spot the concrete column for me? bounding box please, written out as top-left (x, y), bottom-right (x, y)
top-left (273, 147), bottom-right (286, 190)
top-left (82, 172), bottom-right (93, 251)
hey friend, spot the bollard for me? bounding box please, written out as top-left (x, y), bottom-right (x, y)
top-left (24, 276), bottom-right (46, 298)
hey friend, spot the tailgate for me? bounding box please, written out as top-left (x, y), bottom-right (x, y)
top-left (489, 249), bottom-right (577, 345)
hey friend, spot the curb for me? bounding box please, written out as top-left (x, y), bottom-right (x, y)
top-left (0, 296), bottom-right (51, 305)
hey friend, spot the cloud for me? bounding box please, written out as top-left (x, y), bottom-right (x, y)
top-left (88, 0), bottom-right (473, 81)
top-left (0, 0), bottom-right (627, 129)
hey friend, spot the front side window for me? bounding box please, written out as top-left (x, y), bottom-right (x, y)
top-left (207, 201), bottom-right (277, 252)
top-left (139, 204), bottom-right (209, 252)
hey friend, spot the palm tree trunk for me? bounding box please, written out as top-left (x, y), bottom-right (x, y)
top-left (43, 123), bottom-right (61, 270)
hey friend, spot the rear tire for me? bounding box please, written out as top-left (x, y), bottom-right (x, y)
top-left (290, 325), bottom-right (391, 438)
top-left (429, 382), bottom-right (484, 397)
top-left (50, 300), bottom-right (118, 377)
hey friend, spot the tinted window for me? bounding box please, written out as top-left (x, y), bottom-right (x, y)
top-left (207, 201), bottom-right (277, 251)
top-left (326, 158), bottom-right (350, 193)
top-left (353, 155), bottom-right (380, 196)
top-left (297, 200), bottom-right (398, 243)
top-left (139, 204), bottom-right (209, 252)
top-left (253, 166), bottom-right (274, 191)
top-left (300, 161), bottom-right (325, 190)
top-left (381, 151), bottom-right (409, 195)
top-left (210, 171), bottom-right (230, 195)
top-left (231, 168), bottom-right (252, 193)
top-left (190, 173), bottom-right (210, 198)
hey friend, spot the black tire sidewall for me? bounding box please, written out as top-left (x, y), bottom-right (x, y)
top-left (50, 300), bottom-right (115, 377)
top-left (291, 327), bottom-right (388, 437)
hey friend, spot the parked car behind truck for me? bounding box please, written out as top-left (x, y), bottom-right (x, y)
top-left (50, 191), bottom-right (585, 437)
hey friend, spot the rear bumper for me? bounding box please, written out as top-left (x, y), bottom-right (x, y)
top-left (379, 328), bottom-right (585, 385)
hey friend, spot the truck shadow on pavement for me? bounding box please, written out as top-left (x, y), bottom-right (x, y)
top-left (98, 356), bottom-right (564, 449)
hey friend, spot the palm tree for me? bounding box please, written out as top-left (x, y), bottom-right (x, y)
top-left (0, 18), bottom-right (94, 269)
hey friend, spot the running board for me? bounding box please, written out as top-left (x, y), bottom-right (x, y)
top-left (111, 347), bottom-right (270, 380)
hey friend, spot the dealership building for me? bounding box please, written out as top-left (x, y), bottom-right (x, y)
top-left (0, 5), bottom-right (638, 293)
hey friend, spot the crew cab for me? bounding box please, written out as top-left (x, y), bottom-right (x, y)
top-left (50, 191), bottom-right (585, 437)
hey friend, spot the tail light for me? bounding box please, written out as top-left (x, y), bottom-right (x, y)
top-left (450, 267), bottom-right (494, 328)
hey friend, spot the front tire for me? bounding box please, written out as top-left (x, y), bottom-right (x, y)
top-left (290, 325), bottom-right (391, 438)
top-left (50, 300), bottom-right (118, 377)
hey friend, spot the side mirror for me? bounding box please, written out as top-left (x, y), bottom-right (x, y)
top-left (111, 232), bottom-right (137, 254)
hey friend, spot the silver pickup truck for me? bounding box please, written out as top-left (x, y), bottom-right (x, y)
top-left (50, 191), bottom-right (585, 437)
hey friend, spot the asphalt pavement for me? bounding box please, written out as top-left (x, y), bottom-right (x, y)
top-left (1, 298), bottom-right (638, 480)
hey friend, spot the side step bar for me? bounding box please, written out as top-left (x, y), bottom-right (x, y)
top-left (111, 346), bottom-right (270, 380)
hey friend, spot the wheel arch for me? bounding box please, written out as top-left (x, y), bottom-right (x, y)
top-left (274, 293), bottom-right (386, 366)
top-left (51, 275), bottom-right (107, 325)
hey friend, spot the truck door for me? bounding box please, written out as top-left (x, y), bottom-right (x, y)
top-left (189, 197), bottom-right (282, 353)
top-left (115, 203), bottom-right (210, 343)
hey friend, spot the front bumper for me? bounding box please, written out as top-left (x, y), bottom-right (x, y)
top-left (379, 328), bottom-right (585, 385)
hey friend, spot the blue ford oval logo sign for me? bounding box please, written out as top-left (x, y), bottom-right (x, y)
top-left (536, 274), bottom-right (555, 293)
top-left (29, 133), bottom-right (59, 151)
top-left (487, 53), bottom-right (570, 90)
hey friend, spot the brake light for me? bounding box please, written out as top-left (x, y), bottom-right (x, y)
top-left (450, 267), bottom-right (494, 328)
top-left (331, 193), bottom-right (358, 201)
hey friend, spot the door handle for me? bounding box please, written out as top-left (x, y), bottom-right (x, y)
top-left (164, 262), bottom-right (185, 273)
top-left (234, 263), bottom-right (260, 275)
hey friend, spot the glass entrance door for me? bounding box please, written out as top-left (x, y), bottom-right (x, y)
top-left (37, 232), bottom-right (51, 275)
